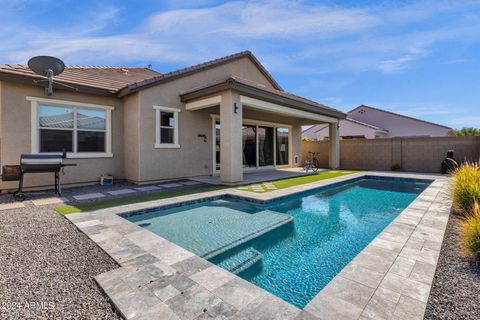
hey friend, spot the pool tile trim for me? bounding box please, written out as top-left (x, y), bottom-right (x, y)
top-left (66, 171), bottom-right (451, 320)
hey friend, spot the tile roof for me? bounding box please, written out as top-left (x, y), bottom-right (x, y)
top-left (117, 51), bottom-right (282, 96)
top-left (350, 105), bottom-right (452, 130)
top-left (0, 64), bottom-right (160, 93)
top-left (39, 112), bottom-right (105, 129)
top-left (344, 117), bottom-right (388, 132)
top-left (0, 51), bottom-right (281, 97)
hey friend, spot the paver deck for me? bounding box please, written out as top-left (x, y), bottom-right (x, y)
top-left (0, 179), bottom-right (205, 208)
top-left (66, 171), bottom-right (451, 320)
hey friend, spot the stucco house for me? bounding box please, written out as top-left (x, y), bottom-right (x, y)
top-left (303, 104), bottom-right (453, 140)
top-left (0, 51), bottom-right (345, 191)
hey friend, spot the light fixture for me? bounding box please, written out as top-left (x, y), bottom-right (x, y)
top-left (234, 102), bottom-right (240, 114)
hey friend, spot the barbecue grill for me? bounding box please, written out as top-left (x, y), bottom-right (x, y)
top-left (2, 152), bottom-right (76, 201)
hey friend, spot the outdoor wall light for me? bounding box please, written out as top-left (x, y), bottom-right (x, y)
top-left (198, 134), bottom-right (207, 142)
top-left (234, 102), bottom-right (240, 114)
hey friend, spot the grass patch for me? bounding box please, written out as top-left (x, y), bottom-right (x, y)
top-left (55, 184), bottom-right (227, 215)
top-left (452, 162), bottom-right (480, 216)
top-left (237, 170), bottom-right (359, 193)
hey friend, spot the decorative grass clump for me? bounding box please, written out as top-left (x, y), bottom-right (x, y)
top-left (461, 203), bottom-right (480, 259)
top-left (452, 162), bottom-right (480, 215)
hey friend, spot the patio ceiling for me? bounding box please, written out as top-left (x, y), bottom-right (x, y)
top-left (180, 76), bottom-right (347, 123)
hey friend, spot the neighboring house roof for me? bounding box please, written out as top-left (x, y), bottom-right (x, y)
top-left (117, 51), bottom-right (282, 96)
top-left (0, 64), bottom-right (160, 95)
top-left (350, 104), bottom-right (452, 130)
top-left (39, 112), bottom-right (105, 130)
top-left (336, 118), bottom-right (388, 132)
top-left (180, 76), bottom-right (346, 119)
top-left (302, 118), bottom-right (387, 135)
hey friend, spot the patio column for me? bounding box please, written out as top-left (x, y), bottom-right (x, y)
top-left (329, 122), bottom-right (340, 169)
top-left (220, 90), bottom-right (243, 183)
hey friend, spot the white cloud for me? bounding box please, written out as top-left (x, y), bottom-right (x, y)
top-left (377, 47), bottom-right (428, 73)
top-left (0, 0), bottom-right (480, 75)
top-left (145, 1), bottom-right (380, 38)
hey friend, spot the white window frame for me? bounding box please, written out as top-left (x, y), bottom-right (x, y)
top-left (27, 96), bottom-right (114, 158)
top-left (154, 105), bottom-right (180, 149)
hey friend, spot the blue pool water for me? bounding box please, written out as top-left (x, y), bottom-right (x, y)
top-left (125, 177), bottom-right (430, 308)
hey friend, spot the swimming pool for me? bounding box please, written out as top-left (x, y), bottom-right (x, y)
top-left (124, 176), bottom-right (431, 308)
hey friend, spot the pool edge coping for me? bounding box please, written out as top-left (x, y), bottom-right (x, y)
top-left (65, 171), bottom-right (451, 320)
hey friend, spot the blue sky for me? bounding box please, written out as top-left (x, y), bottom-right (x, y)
top-left (1, 0), bottom-right (479, 128)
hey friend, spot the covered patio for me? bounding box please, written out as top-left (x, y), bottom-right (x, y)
top-left (181, 76), bottom-right (346, 183)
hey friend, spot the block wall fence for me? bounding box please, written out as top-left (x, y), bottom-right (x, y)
top-left (301, 136), bottom-right (480, 173)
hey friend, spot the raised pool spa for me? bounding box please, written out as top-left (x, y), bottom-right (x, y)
top-left (124, 176), bottom-right (431, 308)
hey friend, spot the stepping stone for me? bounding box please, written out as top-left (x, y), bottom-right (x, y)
top-left (264, 185), bottom-right (277, 190)
top-left (0, 202), bottom-right (25, 210)
top-left (179, 180), bottom-right (203, 186)
top-left (73, 193), bottom-right (106, 201)
top-left (107, 189), bottom-right (136, 196)
top-left (159, 182), bottom-right (183, 188)
top-left (134, 186), bottom-right (161, 192)
top-left (32, 197), bottom-right (67, 206)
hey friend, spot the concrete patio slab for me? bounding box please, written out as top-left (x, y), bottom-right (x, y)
top-left (159, 183), bottom-right (183, 189)
top-left (134, 186), bottom-right (162, 192)
top-left (179, 180), bottom-right (204, 186)
top-left (107, 189), bottom-right (137, 196)
top-left (73, 193), bottom-right (106, 201)
top-left (0, 202), bottom-right (25, 210)
top-left (31, 197), bottom-right (67, 206)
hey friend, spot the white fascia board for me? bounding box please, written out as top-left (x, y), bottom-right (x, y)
top-left (185, 95), bottom-right (222, 111)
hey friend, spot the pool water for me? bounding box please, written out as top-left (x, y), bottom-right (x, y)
top-left (125, 177), bottom-right (430, 308)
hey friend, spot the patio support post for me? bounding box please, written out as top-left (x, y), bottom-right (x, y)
top-left (220, 90), bottom-right (243, 183)
top-left (329, 122), bottom-right (340, 169)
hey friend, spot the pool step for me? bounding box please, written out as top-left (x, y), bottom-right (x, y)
top-left (217, 247), bottom-right (263, 275)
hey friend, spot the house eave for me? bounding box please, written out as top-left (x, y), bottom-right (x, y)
top-left (0, 72), bottom-right (117, 97)
top-left (180, 79), bottom-right (347, 120)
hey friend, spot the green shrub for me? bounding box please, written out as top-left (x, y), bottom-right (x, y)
top-left (452, 162), bottom-right (480, 215)
top-left (461, 203), bottom-right (480, 259)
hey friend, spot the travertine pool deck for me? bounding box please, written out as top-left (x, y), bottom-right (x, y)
top-left (66, 171), bottom-right (451, 320)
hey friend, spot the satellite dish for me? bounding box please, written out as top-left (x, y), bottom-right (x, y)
top-left (28, 56), bottom-right (65, 76)
top-left (27, 56), bottom-right (77, 97)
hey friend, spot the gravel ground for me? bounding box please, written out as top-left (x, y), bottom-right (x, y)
top-left (0, 203), bottom-right (122, 319)
top-left (424, 212), bottom-right (480, 320)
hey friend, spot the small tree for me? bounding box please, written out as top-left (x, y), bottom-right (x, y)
top-left (454, 127), bottom-right (480, 136)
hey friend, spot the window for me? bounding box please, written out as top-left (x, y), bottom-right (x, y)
top-left (154, 106), bottom-right (180, 148)
top-left (29, 97), bottom-right (113, 158)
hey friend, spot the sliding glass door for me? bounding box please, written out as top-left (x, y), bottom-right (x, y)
top-left (258, 126), bottom-right (274, 166)
top-left (214, 120), bottom-right (290, 172)
top-left (276, 128), bottom-right (289, 165)
top-left (242, 125), bottom-right (256, 168)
